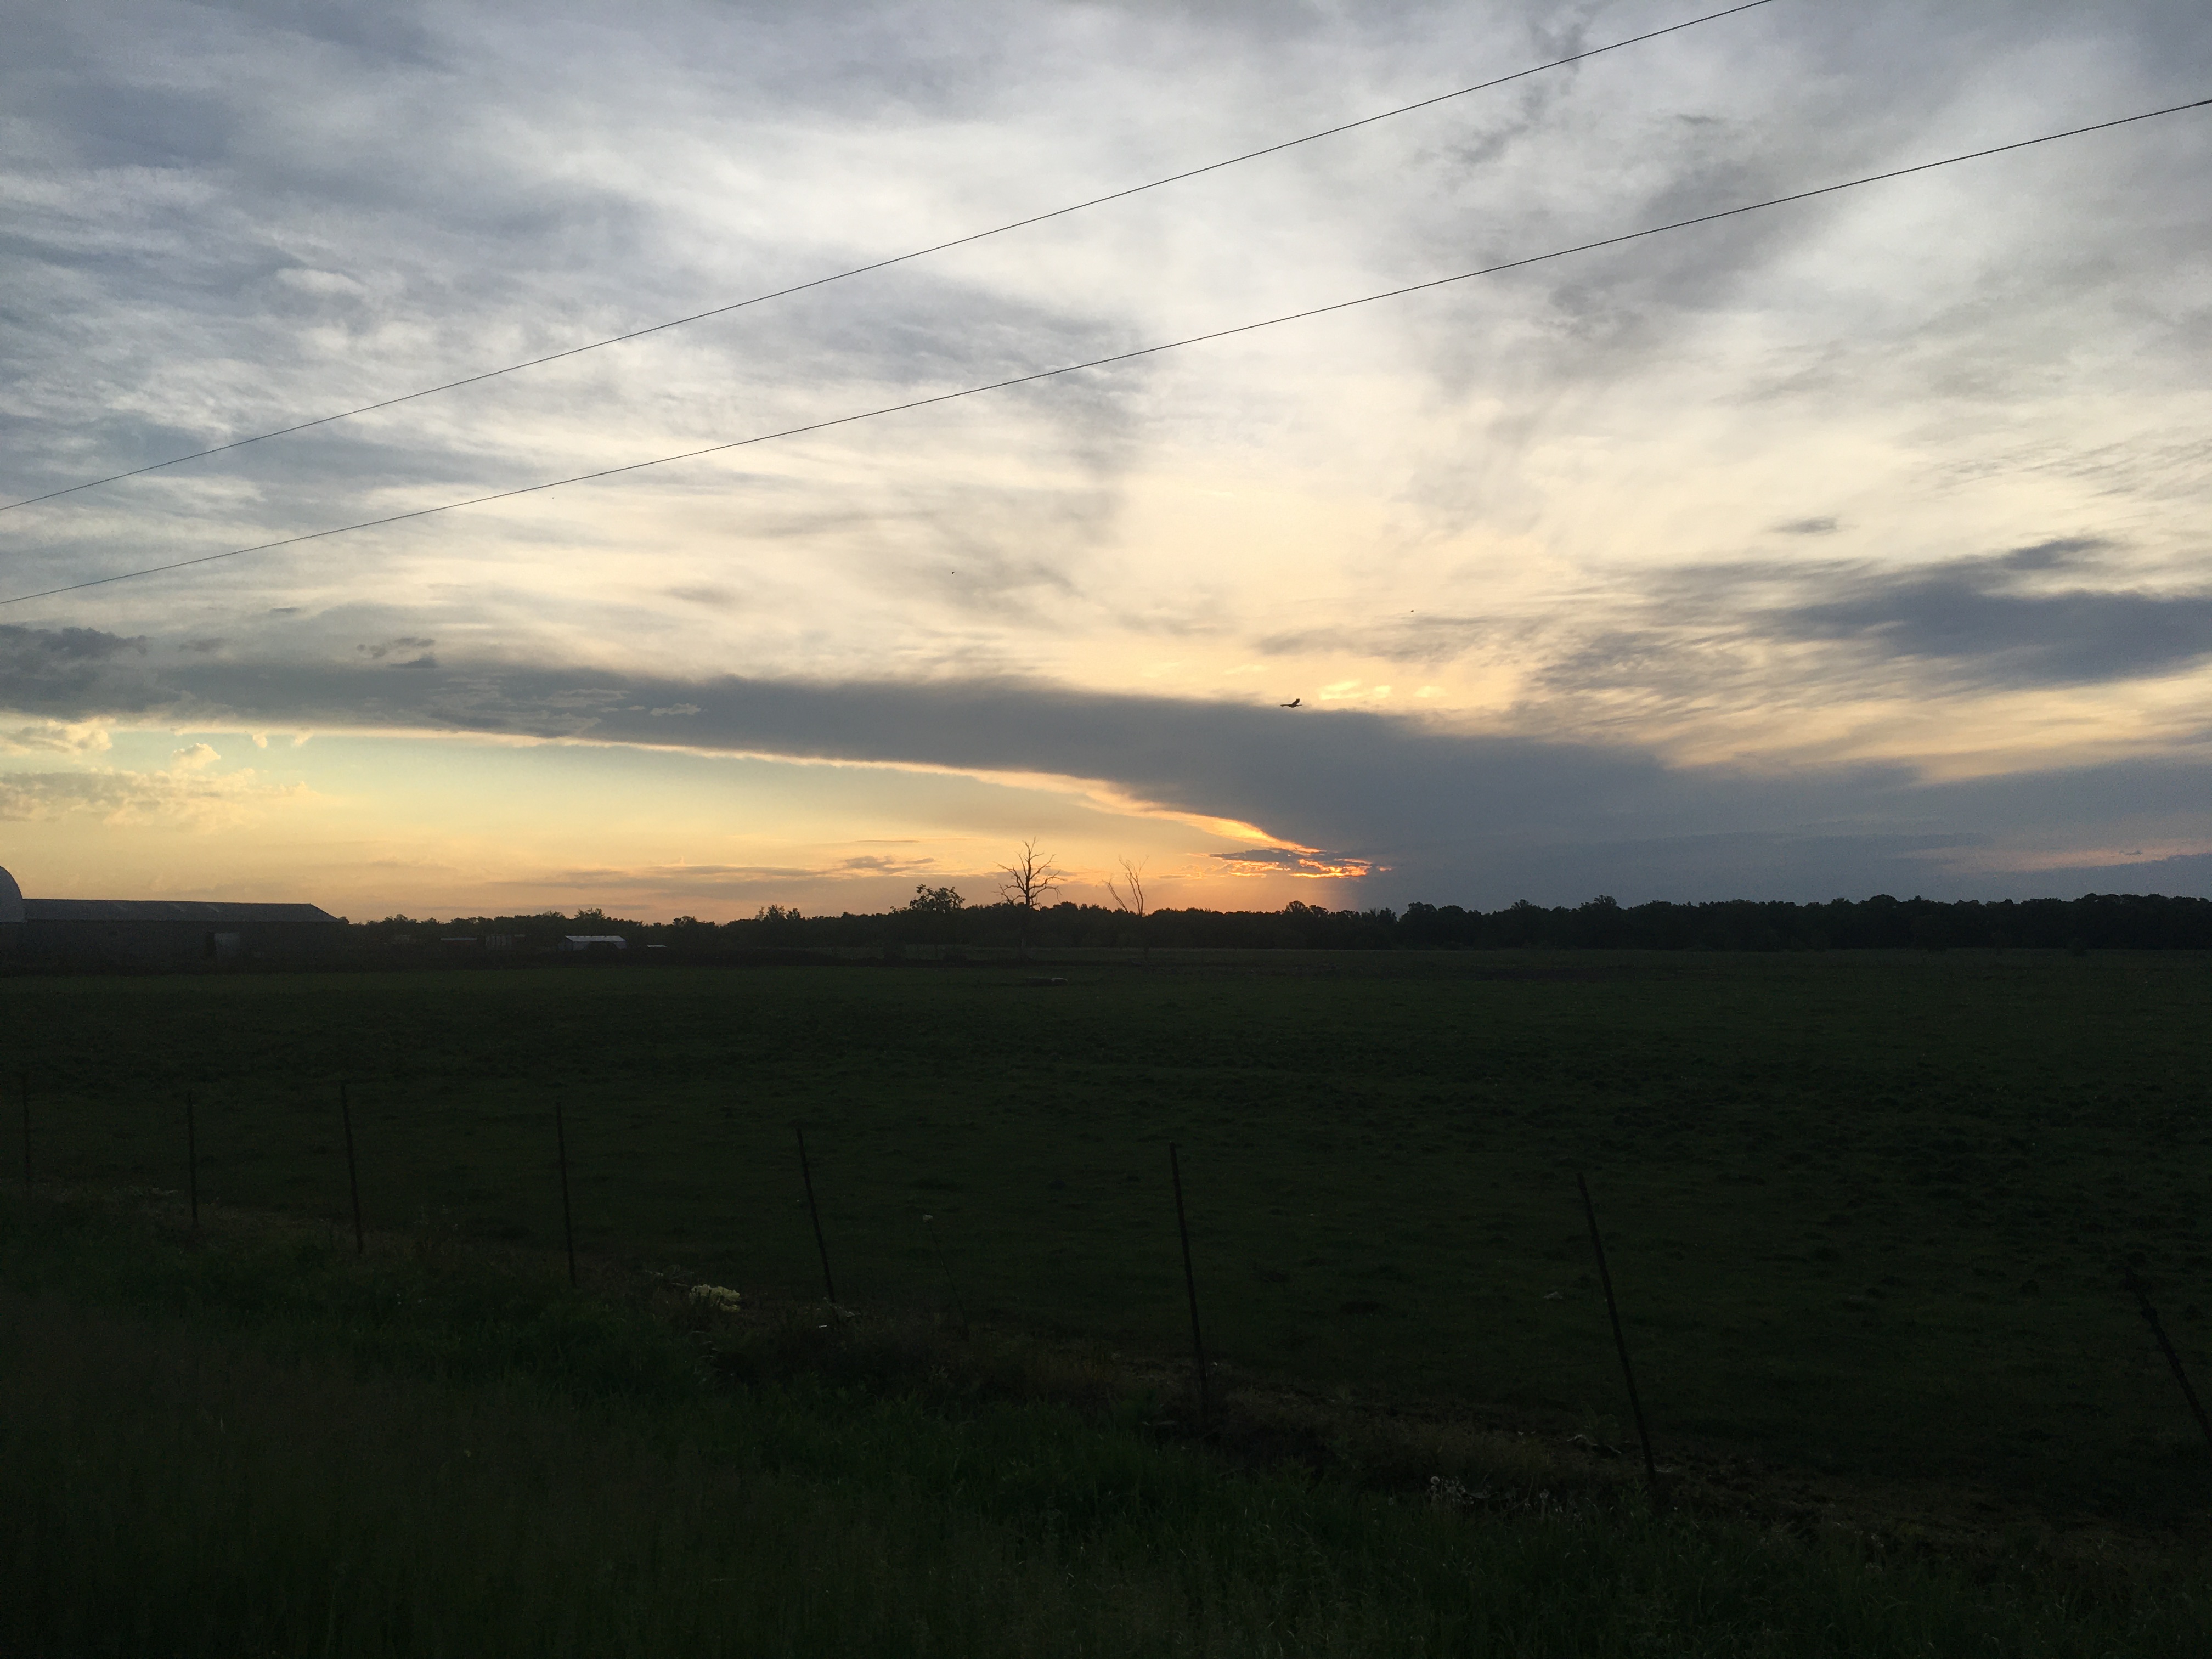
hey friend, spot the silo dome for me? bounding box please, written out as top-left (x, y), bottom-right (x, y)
top-left (0, 865), bottom-right (22, 926)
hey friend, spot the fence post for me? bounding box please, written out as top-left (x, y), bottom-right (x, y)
top-left (2126, 1272), bottom-right (2212, 1460)
top-left (555, 1096), bottom-right (577, 1288)
top-left (796, 1126), bottom-right (836, 1305)
top-left (185, 1090), bottom-right (199, 1232)
top-left (1169, 1142), bottom-right (1212, 1434)
top-left (18, 1068), bottom-right (27, 1193)
top-left (340, 1080), bottom-right (364, 1255)
top-left (1578, 1172), bottom-right (1661, 1504)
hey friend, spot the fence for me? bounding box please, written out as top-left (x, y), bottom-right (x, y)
top-left (11, 1060), bottom-right (2211, 1515)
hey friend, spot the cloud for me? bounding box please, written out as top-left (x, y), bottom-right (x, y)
top-left (832, 851), bottom-right (940, 876)
top-left (508, 863), bottom-right (818, 888)
top-left (1535, 538), bottom-right (2212, 703)
top-left (1999, 536), bottom-right (2112, 569)
top-left (358, 637), bottom-right (438, 667)
top-left (0, 624), bottom-right (164, 714)
top-left (500, 854), bottom-right (945, 900)
top-left (1255, 615), bottom-right (1504, 666)
top-left (4, 623), bottom-right (2203, 901)
top-left (3, 2), bottom-right (2210, 912)
top-left (0, 759), bottom-right (310, 828)
top-left (1771, 577), bottom-right (2212, 689)
top-left (1210, 844), bottom-right (1378, 879)
top-left (1748, 542), bottom-right (2211, 690)
top-left (0, 718), bottom-right (112, 755)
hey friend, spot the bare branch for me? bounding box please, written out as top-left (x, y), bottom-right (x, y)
top-left (1107, 857), bottom-right (1147, 919)
top-left (1109, 856), bottom-right (1152, 962)
top-left (996, 838), bottom-right (1065, 961)
top-left (996, 839), bottom-right (1065, 912)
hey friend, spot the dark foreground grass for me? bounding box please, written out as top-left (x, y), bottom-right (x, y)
top-left (7, 949), bottom-right (2211, 1520)
top-left (4, 1192), bottom-right (2208, 1658)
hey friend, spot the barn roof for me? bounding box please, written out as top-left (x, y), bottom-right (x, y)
top-left (22, 899), bottom-right (339, 924)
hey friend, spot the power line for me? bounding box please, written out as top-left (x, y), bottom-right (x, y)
top-left (0, 0), bottom-right (1781, 516)
top-left (3, 94), bottom-right (2202, 612)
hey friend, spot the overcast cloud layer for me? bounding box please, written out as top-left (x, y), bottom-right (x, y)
top-left (2, 0), bottom-right (2209, 912)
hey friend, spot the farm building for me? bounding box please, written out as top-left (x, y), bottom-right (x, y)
top-left (0, 864), bottom-right (341, 967)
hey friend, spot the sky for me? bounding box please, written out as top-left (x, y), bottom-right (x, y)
top-left (2, 0), bottom-right (2208, 920)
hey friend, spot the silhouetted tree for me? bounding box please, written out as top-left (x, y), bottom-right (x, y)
top-left (902, 883), bottom-right (966, 946)
top-left (1107, 857), bottom-right (1151, 962)
top-left (997, 840), bottom-right (1065, 960)
top-left (342, 888), bottom-right (2212, 958)
top-left (752, 903), bottom-right (805, 946)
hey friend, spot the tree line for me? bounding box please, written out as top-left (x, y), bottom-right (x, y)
top-left (351, 888), bottom-right (2212, 956)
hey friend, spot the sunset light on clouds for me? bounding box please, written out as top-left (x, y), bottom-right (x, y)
top-left (3, 0), bottom-right (2208, 918)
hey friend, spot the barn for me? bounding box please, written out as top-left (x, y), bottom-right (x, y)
top-left (0, 865), bottom-right (341, 967)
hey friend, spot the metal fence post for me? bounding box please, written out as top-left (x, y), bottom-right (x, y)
top-left (797, 1126), bottom-right (836, 1304)
top-left (340, 1080), bottom-right (364, 1254)
top-left (1578, 1173), bottom-right (1661, 1503)
top-left (1169, 1142), bottom-right (1212, 1433)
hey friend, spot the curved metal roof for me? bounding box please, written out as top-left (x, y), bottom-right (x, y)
top-left (22, 899), bottom-right (337, 923)
top-left (0, 865), bottom-right (336, 926)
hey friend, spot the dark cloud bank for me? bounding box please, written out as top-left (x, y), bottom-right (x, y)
top-left (5, 622), bottom-right (2205, 906)
top-left (1710, 539), bottom-right (2212, 693)
top-left (1251, 537), bottom-right (2212, 704)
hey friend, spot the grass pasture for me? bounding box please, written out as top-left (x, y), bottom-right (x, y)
top-left (7, 946), bottom-right (2211, 1522)
top-left (11, 1195), bottom-right (2209, 1658)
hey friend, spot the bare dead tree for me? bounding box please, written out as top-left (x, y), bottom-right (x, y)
top-left (1107, 856), bottom-right (1150, 963)
top-left (997, 839), bottom-right (1065, 960)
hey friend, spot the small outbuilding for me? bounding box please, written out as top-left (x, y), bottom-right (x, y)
top-left (0, 864), bottom-right (341, 967)
top-left (558, 934), bottom-right (629, 955)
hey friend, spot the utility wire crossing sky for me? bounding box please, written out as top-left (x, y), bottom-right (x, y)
top-left (10, 95), bottom-right (2204, 610)
top-left (2, 0), bottom-right (1781, 516)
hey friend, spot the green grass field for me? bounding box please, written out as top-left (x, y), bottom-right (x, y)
top-left (8, 948), bottom-right (2210, 1521)
top-left (5, 1193), bottom-right (2209, 1658)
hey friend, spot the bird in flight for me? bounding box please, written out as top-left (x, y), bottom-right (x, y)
top-left (1279, 697), bottom-right (1302, 708)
